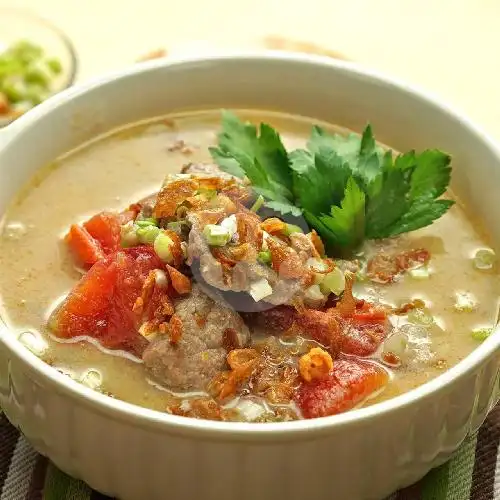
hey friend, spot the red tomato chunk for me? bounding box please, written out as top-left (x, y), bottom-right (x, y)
top-left (295, 358), bottom-right (389, 418)
top-left (50, 247), bottom-right (164, 354)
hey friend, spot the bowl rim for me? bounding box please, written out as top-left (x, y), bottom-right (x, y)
top-left (1, 51), bottom-right (500, 439)
top-left (0, 7), bottom-right (78, 127)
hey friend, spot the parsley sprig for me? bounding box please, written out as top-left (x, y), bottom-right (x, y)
top-left (210, 111), bottom-right (454, 255)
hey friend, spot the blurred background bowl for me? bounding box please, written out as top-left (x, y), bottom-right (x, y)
top-left (0, 8), bottom-right (78, 127)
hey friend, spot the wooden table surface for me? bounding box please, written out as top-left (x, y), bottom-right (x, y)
top-left (1, 0), bottom-right (498, 139)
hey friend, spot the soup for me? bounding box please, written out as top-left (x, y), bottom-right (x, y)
top-left (0, 110), bottom-right (498, 422)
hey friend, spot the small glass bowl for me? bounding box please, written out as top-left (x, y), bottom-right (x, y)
top-left (0, 8), bottom-right (78, 127)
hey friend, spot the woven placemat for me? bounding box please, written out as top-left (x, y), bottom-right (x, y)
top-left (0, 403), bottom-right (499, 499)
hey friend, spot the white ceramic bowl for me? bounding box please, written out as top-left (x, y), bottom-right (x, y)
top-left (0, 53), bottom-right (499, 500)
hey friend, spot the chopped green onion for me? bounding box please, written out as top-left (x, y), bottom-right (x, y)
top-left (473, 249), bottom-right (496, 271)
top-left (46, 58), bottom-right (62, 75)
top-left (407, 307), bottom-right (434, 326)
top-left (409, 267), bottom-right (430, 279)
top-left (136, 218), bottom-right (158, 228)
top-left (120, 223), bottom-right (139, 248)
top-left (0, 40), bottom-right (64, 115)
top-left (283, 223), bottom-right (303, 236)
top-left (24, 67), bottom-right (49, 87)
top-left (137, 225), bottom-right (160, 244)
top-left (258, 250), bottom-right (272, 264)
top-left (154, 231), bottom-right (174, 263)
top-left (249, 278), bottom-right (273, 301)
top-left (166, 221), bottom-right (185, 234)
top-left (471, 327), bottom-right (493, 342)
top-left (320, 268), bottom-right (346, 295)
top-left (454, 291), bottom-right (477, 312)
top-left (2, 80), bottom-right (24, 103)
top-left (203, 224), bottom-right (231, 246)
top-left (250, 195), bottom-right (265, 213)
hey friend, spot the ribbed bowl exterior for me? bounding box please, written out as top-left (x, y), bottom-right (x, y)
top-left (1, 346), bottom-right (499, 500)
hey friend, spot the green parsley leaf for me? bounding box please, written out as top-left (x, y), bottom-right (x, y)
top-left (307, 177), bottom-right (366, 254)
top-left (264, 200), bottom-right (303, 217)
top-left (211, 113), bottom-right (454, 256)
top-left (209, 110), bottom-right (293, 202)
top-left (290, 147), bottom-right (350, 214)
top-left (365, 151), bottom-right (413, 238)
top-left (308, 125), bottom-right (384, 187)
top-left (383, 199), bottom-right (454, 237)
top-left (370, 149), bottom-right (454, 237)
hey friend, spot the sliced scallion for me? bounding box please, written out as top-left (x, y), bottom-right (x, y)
top-left (319, 268), bottom-right (346, 295)
top-left (258, 250), bottom-right (272, 264)
top-left (473, 249), bottom-right (496, 271)
top-left (283, 223), bottom-right (303, 236)
top-left (203, 224), bottom-right (231, 246)
top-left (250, 195), bottom-right (265, 213)
top-left (136, 218), bottom-right (158, 228)
top-left (137, 225), bottom-right (160, 244)
top-left (154, 231), bottom-right (174, 263)
top-left (471, 327), bottom-right (493, 342)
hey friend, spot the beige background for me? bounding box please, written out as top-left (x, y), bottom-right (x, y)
top-left (1, 0), bottom-right (498, 138)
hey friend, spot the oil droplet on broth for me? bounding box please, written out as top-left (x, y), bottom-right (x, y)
top-left (80, 369), bottom-right (102, 390)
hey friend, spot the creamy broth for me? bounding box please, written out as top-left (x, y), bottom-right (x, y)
top-left (0, 110), bottom-right (498, 417)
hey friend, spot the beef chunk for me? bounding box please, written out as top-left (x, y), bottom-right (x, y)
top-left (142, 285), bottom-right (250, 391)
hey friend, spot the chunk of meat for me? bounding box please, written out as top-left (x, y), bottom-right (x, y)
top-left (245, 305), bottom-right (296, 332)
top-left (50, 247), bottom-right (164, 354)
top-left (295, 358), bottom-right (389, 418)
top-left (144, 335), bottom-right (227, 391)
top-left (142, 285), bottom-right (250, 391)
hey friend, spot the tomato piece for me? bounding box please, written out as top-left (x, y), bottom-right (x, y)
top-left (341, 320), bottom-right (388, 356)
top-left (83, 212), bottom-right (122, 255)
top-left (65, 224), bottom-right (105, 266)
top-left (295, 309), bottom-right (342, 351)
top-left (295, 358), bottom-right (389, 418)
top-left (51, 247), bottom-right (164, 353)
